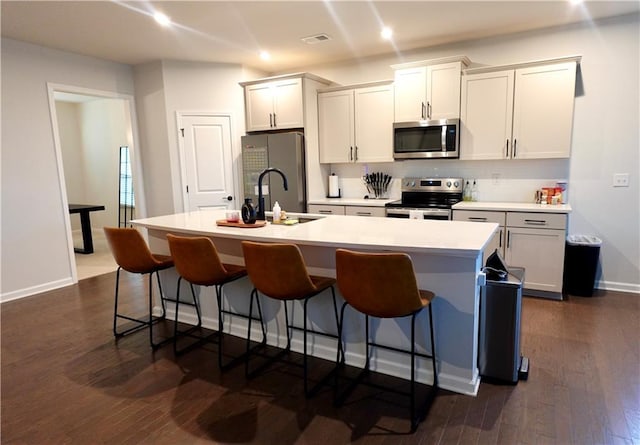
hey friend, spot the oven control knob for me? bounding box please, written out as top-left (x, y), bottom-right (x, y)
top-left (454, 181), bottom-right (460, 188)
top-left (446, 181), bottom-right (452, 188)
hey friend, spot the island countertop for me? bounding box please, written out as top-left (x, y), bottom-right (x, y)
top-left (132, 210), bottom-right (498, 258)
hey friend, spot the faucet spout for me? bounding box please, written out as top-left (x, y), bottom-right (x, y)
top-left (256, 167), bottom-right (288, 220)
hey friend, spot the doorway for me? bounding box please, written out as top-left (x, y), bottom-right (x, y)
top-left (48, 84), bottom-right (144, 282)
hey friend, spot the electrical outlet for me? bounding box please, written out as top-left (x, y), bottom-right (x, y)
top-left (613, 173), bottom-right (629, 187)
top-left (491, 173), bottom-right (501, 185)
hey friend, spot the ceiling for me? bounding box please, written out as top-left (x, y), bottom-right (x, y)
top-left (2, 1), bottom-right (638, 73)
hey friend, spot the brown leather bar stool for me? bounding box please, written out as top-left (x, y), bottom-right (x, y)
top-left (241, 241), bottom-right (341, 398)
top-left (166, 234), bottom-right (248, 367)
top-left (335, 248), bottom-right (438, 433)
top-left (104, 227), bottom-right (173, 349)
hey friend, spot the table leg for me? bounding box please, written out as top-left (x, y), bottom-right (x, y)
top-left (75, 211), bottom-right (94, 254)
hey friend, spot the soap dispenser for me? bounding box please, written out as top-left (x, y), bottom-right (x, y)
top-left (471, 180), bottom-right (479, 202)
top-left (272, 201), bottom-right (281, 223)
top-left (463, 181), bottom-right (472, 201)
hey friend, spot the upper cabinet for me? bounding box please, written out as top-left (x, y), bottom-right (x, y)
top-left (240, 73), bottom-right (332, 132)
top-left (460, 57), bottom-right (580, 160)
top-left (318, 82), bottom-right (394, 164)
top-left (392, 56), bottom-right (470, 122)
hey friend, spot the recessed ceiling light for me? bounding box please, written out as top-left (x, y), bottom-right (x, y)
top-left (154, 12), bottom-right (171, 27)
top-left (569, 0), bottom-right (583, 4)
top-left (381, 27), bottom-right (393, 41)
top-left (260, 51), bottom-right (271, 61)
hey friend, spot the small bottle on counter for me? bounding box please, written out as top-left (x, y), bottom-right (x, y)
top-left (272, 201), bottom-right (281, 222)
top-left (471, 180), bottom-right (479, 202)
top-left (463, 181), bottom-right (472, 201)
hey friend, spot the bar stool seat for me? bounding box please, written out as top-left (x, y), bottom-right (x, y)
top-left (166, 234), bottom-right (249, 366)
top-left (335, 248), bottom-right (438, 433)
top-left (104, 227), bottom-right (174, 349)
top-left (241, 241), bottom-right (341, 398)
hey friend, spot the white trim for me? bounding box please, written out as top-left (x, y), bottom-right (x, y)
top-left (47, 82), bottom-right (145, 285)
top-left (1, 278), bottom-right (74, 303)
top-left (596, 280), bottom-right (640, 294)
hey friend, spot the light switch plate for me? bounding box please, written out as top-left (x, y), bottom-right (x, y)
top-left (613, 173), bottom-right (629, 187)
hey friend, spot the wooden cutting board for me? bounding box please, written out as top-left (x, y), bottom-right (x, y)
top-left (216, 219), bottom-right (267, 228)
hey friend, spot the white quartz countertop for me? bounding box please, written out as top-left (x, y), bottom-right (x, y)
top-left (132, 210), bottom-right (497, 258)
top-left (452, 201), bottom-right (572, 213)
top-left (308, 197), bottom-right (395, 207)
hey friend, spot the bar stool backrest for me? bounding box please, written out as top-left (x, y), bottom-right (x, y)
top-left (104, 227), bottom-right (166, 274)
top-left (242, 241), bottom-right (316, 299)
top-left (166, 234), bottom-right (230, 286)
top-left (336, 249), bottom-right (425, 318)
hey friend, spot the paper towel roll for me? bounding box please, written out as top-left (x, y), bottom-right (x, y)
top-left (328, 174), bottom-right (340, 197)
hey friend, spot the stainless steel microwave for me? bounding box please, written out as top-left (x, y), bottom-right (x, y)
top-left (393, 119), bottom-right (459, 160)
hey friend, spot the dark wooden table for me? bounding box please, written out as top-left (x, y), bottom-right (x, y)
top-left (69, 204), bottom-right (105, 254)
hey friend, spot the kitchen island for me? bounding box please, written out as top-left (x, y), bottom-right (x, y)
top-left (132, 210), bottom-right (498, 396)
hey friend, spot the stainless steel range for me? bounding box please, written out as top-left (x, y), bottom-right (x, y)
top-left (385, 177), bottom-right (463, 220)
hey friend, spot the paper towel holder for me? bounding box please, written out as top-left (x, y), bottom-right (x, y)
top-left (327, 173), bottom-right (341, 198)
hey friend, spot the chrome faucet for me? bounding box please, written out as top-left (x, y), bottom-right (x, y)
top-left (256, 167), bottom-right (288, 220)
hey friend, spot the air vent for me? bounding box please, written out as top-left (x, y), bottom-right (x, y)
top-left (301, 34), bottom-right (331, 44)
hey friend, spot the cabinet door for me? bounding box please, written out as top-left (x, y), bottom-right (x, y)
top-left (354, 85), bottom-right (394, 163)
top-left (344, 206), bottom-right (386, 217)
top-left (308, 204), bottom-right (345, 215)
top-left (245, 83), bottom-right (275, 132)
top-left (512, 61), bottom-right (576, 159)
top-left (394, 66), bottom-right (427, 122)
top-left (505, 227), bottom-right (566, 293)
top-left (452, 210), bottom-right (506, 259)
top-left (318, 90), bottom-right (354, 163)
top-left (427, 62), bottom-right (463, 120)
top-left (272, 78), bottom-right (304, 129)
top-left (460, 70), bottom-right (514, 160)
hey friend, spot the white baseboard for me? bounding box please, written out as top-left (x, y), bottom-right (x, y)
top-left (596, 280), bottom-right (640, 294)
top-left (1, 278), bottom-right (74, 303)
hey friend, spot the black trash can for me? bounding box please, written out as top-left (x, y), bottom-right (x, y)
top-left (479, 267), bottom-right (529, 384)
top-left (563, 235), bottom-right (602, 297)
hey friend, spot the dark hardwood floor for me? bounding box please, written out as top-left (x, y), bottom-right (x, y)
top-left (2, 272), bottom-right (639, 444)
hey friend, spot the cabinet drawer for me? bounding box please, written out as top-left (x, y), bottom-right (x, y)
top-left (453, 210), bottom-right (506, 225)
top-left (507, 212), bottom-right (567, 230)
top-left (308, 204), bottom-right (345, 215)
top-left (345, 206), bottom-right (385, 217)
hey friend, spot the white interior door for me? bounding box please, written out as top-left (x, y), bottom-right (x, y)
top-left (178, 113), bottom-right (235, 211)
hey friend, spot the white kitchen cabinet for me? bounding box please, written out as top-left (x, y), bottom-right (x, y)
top-left (244, 77), bottom-right (304, 132)
top-left (308, 204), bottom-right (346, 215)
top-left (392, 57), bottom-right (469, 122)
top-left (460, 57), bottom-right (579, 160)
top-left (318, 82), bottom-right (393, 164)
top-left (344, 206), bottom-right (385, 217)
top-left (453, 209), bottom-right (567, 297)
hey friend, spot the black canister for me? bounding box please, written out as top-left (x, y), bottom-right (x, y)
top-left (241, 198), bottom-right (257, 224)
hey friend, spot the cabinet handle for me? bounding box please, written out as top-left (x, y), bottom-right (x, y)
top-left (349, 146), bottom-right (353, 161)
top-left (427, 101), bottom-right (432, 119)
top-left (507, 230), bottom-right (511, 248)
top-left (421, 102), bottom-right (426, 120)
top-left (354, 146), bottom-right (358, 162)
top-left (524, 219), bottom-right (548, 226)
top-left (356, 211), bottom-right (372, 216)
top-left (468, 217), bottom-right (488, 221)
top-left (513, 139), bottom-right (517, 158)
top-left (318, 210), bottom-right (332, 214)
top-left (273, 113), bottom-right (277, 127)
top-left (269, 113), bottom-right (273, 128)
top-left (499, 228), bottom-right (503, 248)
top-left (506, 139), bottom-right (510, 158)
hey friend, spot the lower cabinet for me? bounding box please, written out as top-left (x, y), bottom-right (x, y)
top-left (308, 204), bottom-right (385, 217)
top-left (453, 209), bottom-right (567, 295)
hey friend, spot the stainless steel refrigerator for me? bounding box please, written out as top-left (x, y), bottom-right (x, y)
top-left (241, 132), bottom-right (306, 214)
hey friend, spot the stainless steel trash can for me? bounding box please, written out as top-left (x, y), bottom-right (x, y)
top-left (479, 267), bottom-right (529, 384)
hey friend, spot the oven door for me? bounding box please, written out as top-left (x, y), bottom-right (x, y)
top-left (385, 207), bottom-right (451, 220)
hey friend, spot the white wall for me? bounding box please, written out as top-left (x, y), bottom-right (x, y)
top-left (1, 38), bottom-right (135, 301)
top-left (288, 14), bottom-right (640, 293)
